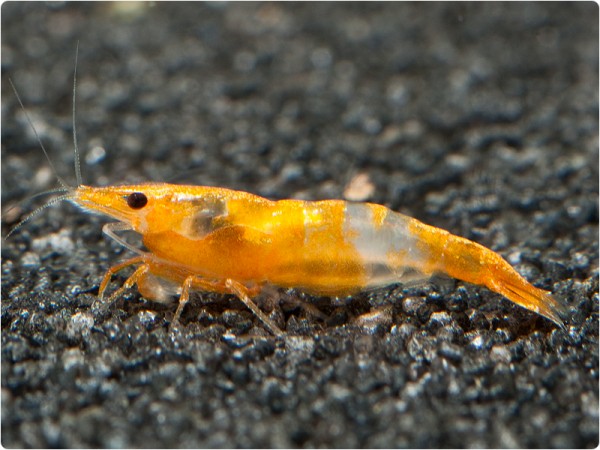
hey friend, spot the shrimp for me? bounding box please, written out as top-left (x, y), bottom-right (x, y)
top-left (6, 54), bottom-right (568, 337)
top-left (72, 185), bottom-right (567, 335)
top-left (12, 179), bottom-right (570, 336)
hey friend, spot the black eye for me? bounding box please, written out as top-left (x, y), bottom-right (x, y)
top-left (126, 192), bottom-right (148, 209)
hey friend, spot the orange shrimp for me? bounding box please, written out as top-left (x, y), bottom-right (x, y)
top-left (70, 184), bottom-right (567, 335)
top-left (7, 55), bottom-right (568, 336)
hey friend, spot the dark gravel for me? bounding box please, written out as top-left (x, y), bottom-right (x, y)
top-left (2, 3), bottom-right (598, 448)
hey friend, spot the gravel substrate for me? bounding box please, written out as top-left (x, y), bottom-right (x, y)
top-left (2, 3), bottom-right (598, 448)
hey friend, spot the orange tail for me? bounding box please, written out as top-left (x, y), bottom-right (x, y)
top-left (436, 233), bottom-right (568, 328)
top-left (480, 252), bottom-right (568, 328)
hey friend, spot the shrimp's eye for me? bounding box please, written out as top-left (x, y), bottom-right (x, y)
top-left (126, 192), bottom-right (148, 209)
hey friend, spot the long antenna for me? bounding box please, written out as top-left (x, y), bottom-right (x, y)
top-left (72, 41), bottom-right (82, 187)
top-left (8, 78), bottom-right (71, 191)
top-left (6, 193), bottom-right (73, 238)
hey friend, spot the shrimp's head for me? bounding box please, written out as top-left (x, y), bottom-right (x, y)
top-left (71, 183), bottom-right (232, 239)
top-left (74, 183), bottom-right (228, 239)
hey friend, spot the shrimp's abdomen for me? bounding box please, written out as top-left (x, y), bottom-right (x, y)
top-left (265, 200), bottom-right (370, 295)
top-left (268, 201), bottom-right (432, 295)
top-left (307, 201), bottom-right (567, 327)
top-left (408, 219), bottom-right (567, 327)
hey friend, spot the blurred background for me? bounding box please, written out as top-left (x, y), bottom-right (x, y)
top-left (2, 3), bottom-right (598, 448)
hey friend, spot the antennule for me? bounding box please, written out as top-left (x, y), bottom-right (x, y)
top-left (6, 194), bottom-right (73, 238)
top-left (4, 186), bottom-right (69, 216)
